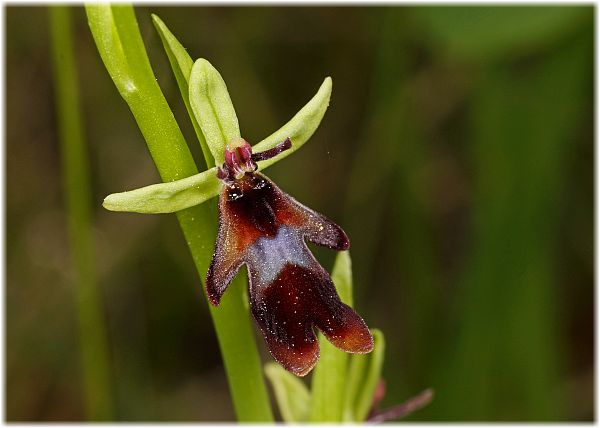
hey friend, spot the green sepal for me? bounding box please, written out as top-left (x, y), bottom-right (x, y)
top-left (102, 168), bottom-right (221, 214)
top-left (189, 58), bottom-right (240, 165)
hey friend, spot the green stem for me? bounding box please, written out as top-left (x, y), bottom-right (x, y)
top-left (85, 4), bottom-right (273, 421)
top-left (49, 5), bottom-right (113, 420)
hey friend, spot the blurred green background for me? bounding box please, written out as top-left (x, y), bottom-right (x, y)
top-left (6, 5), bottom-right (593, 422)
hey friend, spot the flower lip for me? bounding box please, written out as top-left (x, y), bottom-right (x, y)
top-left (250, 261), bottom-right (374, 376)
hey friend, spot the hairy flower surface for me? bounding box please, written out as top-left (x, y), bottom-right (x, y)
top-left (207, 139), bottom-right (373, 376)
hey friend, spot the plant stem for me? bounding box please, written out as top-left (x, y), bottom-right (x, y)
top-left (85, 5), bottom-right (273, 421)
top-left (49, 5), bottom-right (113, 420)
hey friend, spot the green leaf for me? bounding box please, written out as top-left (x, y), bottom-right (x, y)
top-left (344, 329), bottom-right (386, 422)
top-left (253, 76), bottom-right (332, 171)
top-left (151, 14), bottom-right (212, 167)
top-left (309, 251), bottom-right (353, 422)
top-left (102, 168), bottom-right (221, 214)
top-left (189, 58), bottom-right (241, 164)
top-left (265, 363), bottom-right (311, 423)
top-left (103, 77), bottom-right (332, 214)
